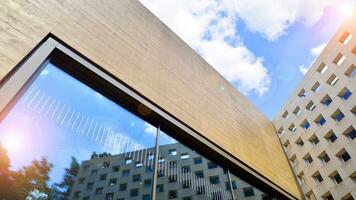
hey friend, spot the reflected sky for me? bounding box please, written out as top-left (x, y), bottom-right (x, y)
top-left (0, 63), bottom-right (160, 184)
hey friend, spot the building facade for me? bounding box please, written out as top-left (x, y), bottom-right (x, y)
top-left (0, 0), bottom-right (300, 199)
top-left (70, 143), bottom-right (269, 200)
top-left (273, 15), bottom-right (356, 200)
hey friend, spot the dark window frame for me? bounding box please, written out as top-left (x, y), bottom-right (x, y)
top-left (0, 35), bottom-right (296, 199)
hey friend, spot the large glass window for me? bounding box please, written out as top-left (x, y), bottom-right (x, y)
top-left (0, 47), bottom-right (282, 200)
top-left (0, 63), bottom-right (157, 200)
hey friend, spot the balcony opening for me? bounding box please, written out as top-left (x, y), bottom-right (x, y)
top-left (333, 53), bottom-right (346, 66)
top-left (339, 31), bottom-right (353, 45)
top-left (320, 94), bottom-right (332, 106)
top-left (326, 74), bottom-right (339, 85)
top-left (338, 87), bottom-right (352, 100)
top-left (317, 63), bottom-right (328, 74)
top-left (345, 64), bottom-right (356, 77)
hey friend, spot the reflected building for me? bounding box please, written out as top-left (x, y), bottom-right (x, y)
top-left (70, 143), bottom-right (270, 200)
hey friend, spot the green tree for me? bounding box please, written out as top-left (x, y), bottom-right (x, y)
top-left (0, 143), bottom-right (20, 200)
top-left (51, 156), bottom-right (80, 200)
top-left (13, 157), bottom-right (53, 200)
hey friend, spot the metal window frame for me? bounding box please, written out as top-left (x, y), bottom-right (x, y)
top-left (0, 35), bottom-right (297, 199)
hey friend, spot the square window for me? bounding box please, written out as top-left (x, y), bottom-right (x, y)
top-left (312, 171), bottom-right (323, 183)
top-left (86, 182), bottom-right (94, 190)
top-left (288, 123), bottom-right (297, 132)
top-left (297, 172), bottom-right (306, 184)
top-left (345, 64), bottom-right (356, 77)
top-left (78, 177), bottom-right (85, 184)
top-left (343, 126), bottom-right (356, 140)
top-left (119, 183), bottom-right (127, 191)
top-left (144, 179), bottom-right (152, 188)
top-left (295, 138), bottom-right (304, 147)
top-left (130, 188), bottom-right (139, 197)
top-left (207, 162), bottom-right (218, 169)
top-left (315, 114), bottom-right (326, 126)
top-left (339, 31), bottom-right (352, 44)
top-left (168, 190), bottom-right (177, 199)
top-left (317, 63), bottom-right (328, 73)
top-left (309, 135), bottom-right (319, 146)
top-left (243, 187), bottom-right (254, 197)
top-left (303, 154), bottom-right (313, 165)
top-left (135, 161), bottom-right (143, 168)
top-left (91, 169), bottom-right (98, 175)
top-left (331, 109), bottom-right (345, 122)
top-left (95, 187), bottom-right (104, 195)
top-left (194, 157), bottom-right (203, 164)
top-left (125, 158), bottom-right (133, 164)
top-left (195, 170), bottom-right (204, 178)
top-left (122, 169), bottom-right (130, 177)
top-left (132, 174), bottom-right (141, 182)
top-left (156, 184), bottom-right (164, 193)
top-left (73, 191), bottom-right (80, 199)
top-left (330, 171), bottom-right (343, 184)
top-left (311, 82), bottom-right (321, 93)
top-left (325, 131), bottom-right (338, 143)
top-left (322, 192), bottom-right (334, 200)
top-left (318, 152), bottom-right (330, 164)
top-left (326, 74), bottom-right (339, 85)
top-left (282, 111), bottom-right (289, 119)
top-left (209, 176), bottom-right (220, 184)
top-left (298, 89), bottom-right (307, 98)
top-left (333, 53), bottom-right (346, 66)
top-left (112, 165), bottom-right (120, 172)
top-left (169, 149), bottom-right (177, 156)
top-left (100, 174), bottom-right (107, 181)
top-left (337, 149), bottom-right (351, 162)
top-left (142, 194), bottom-right (150, 200)
top-left (338, 87), bottom-right (352, 100)
top-left (320, 95), bottom-right (332, 106)
top-left (105, 193), bottom-right (114, 200)
top-left (277, 127), bottom-right (284, 135)
top-left (300, 119), bottom-right (311, 130)
top-left (180, 153), bottom-right (190, 160)
top-left (102, 161), bottom-right (110, 168)
top-left (108, 178), bottom-right (117, 186)
top-left (306, 101), bottom-right (316, 111)
top-left (293, 107), bottom-right (301, 116)
top-left (290, 155), bottom-right (296, 167)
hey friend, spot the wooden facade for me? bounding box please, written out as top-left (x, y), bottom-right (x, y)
top-left (0, 0), bottom-right (301, 198)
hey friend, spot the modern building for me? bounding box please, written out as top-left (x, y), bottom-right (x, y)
top-left (70, 143), bottom-right (268, 200)
top-left (0, 1), bottom-right (354, 200)
top-left (273, 15), bottom-right (356, 200)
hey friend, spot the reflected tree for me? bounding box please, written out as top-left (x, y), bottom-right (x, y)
top-left (13, 157), bottom-right (53, 199)
top-left (0, 143), bottom-right (20, 200)
top-left (51, 156), bottom-right (79, 200)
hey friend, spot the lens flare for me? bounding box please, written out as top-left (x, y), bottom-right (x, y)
top-left (2, 133), bottom-right (22, 153)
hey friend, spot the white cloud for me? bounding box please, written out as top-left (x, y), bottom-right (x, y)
top-left (299, 65), bottom-right (309, 75)
top-left (235, 0), bottom-right (335, 41)
top-left (144, 122), bottom-right (156, 136)
top-left (140, 0), bottom-right (270, 96)
top-left (311, 43), bottom-right (326, 57)
top-left (299, 43), bottom-right (326, 75)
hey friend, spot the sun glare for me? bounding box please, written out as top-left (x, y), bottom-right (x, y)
top-left (337, 2), bottom-right (355, 19)
top-left (2, 133), bottom-right (22, 153)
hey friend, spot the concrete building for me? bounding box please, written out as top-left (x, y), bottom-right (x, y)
top-left (70, 143), bottom-right (269, 200)
top-left (273, 15), bottom-right (356, 200)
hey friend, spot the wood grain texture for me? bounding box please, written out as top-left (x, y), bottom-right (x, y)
top-left (0, 0), bottom-right (301, 198)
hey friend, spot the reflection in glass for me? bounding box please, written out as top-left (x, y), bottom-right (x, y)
top-left (156, 132), bottom-right (233, 200)
top-left (0, 63), bottom-right (157, 200)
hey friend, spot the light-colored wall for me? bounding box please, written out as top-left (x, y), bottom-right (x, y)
top-left (273, 14), bottom-right (356, 199)
top-left (0, 0), bottom-right (300, 198)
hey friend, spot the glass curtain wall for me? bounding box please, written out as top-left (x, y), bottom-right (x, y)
top-left (0, 61), bottom-right (276, 200)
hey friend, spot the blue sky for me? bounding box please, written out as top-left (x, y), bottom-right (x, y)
top-left (140, 0), bottom-right (355, 119)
